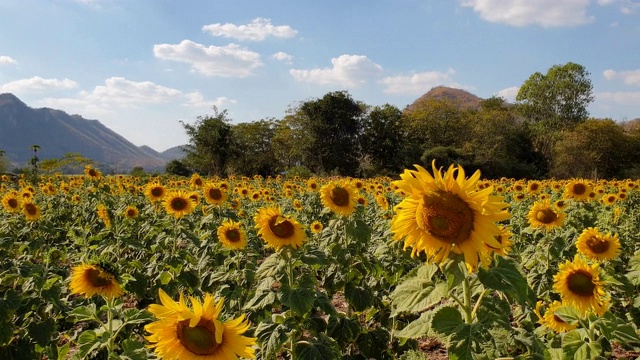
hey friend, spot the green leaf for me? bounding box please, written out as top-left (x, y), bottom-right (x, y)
top-left (562, 329), bottom-right (601, 360)
top-left (448, 323), bottom-right (486, 360)
top-left (346, 219), bottom-right (372, 242)
top-left (280, 285), bottom-right (315, 316)
top-left (431, 306), bottom-right (463, 336)
top-left (552, 305), bottom-right (580, 326)
top-left (344, 283), bottom-right (373, 312)
top-left (158, 271), bottom-right (172, 285)
top-left (356, 327), bottom-right (390, 358)
top-left (300, 247), bottom-right (328, 266)
top-left (395, 312), bottom-right (435, 339)
top-left (27, 317), bottom-right (56, 347)
top-left (120, 338), bottom-right (148, 360)
top-left (68, 304), bottom-right (97, 322)
top-left (256, 253), bottom-right (285, 280)
top-left (255, 322), bottom-right (289, 358)
top-left (76, 330), bottom-right (106, 359)
top-left (477, 256), bottom-right (532, 305)
top-left (294, 339), bottom-right (336, 360)
top-left (390, 276), bottom-right (446, 316)
top-left (327, 316), bottom-right (362, 346)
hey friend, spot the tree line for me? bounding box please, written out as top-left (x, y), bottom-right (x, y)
top-left (169, 62), bottom-right (640, 180)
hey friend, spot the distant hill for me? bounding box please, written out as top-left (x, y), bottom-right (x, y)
top-left (0, 93), bottom-right (167, 172)
top-left (405, 86), bottom-right (483, 112)
top-left (160, 145), bottom-right (188, 161)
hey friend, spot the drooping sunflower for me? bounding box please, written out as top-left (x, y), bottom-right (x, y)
top-left (527, 200), bottom-right (566, 230)
top-left (563, 179), bottom-right (592, 201)
top-left (310, 220), bottom-right (323, 234)
top-left (164, 190), bottom-right (196, 218)
top-left (124, 205), bottom-right (139, 219)
top-left (390, 162), bottom-right (511, 272)
top-left (146, 182), bottom-right (167, 203)
top-left (203, 183), bottom-right (228, 206)
top-left (190, 173), bottom-right (204, 188)
top-left (534, 301), bottom-right (578, 333)
top-left (84, 165), bottom-right (102, 180)
top-left (69, 263), bottom-right (123, 299)
top-left (23, 201), bottom-right (42, 221)
top-left (97, 204), bottom-right (111, 228)
top-left (217, 220), bottom-right (248, 250)
top-left (1, 192), bottom-right (21, 213)
top-left (553, 255), bottom-right (609, 316)
top-left (254, 207), bottom-right (306, 251)
top-left (145, 289), bottom-right (256, 360)
top-left (319, 181), bottom-right (358, 217)
top-left (576, 228), bottom-right (620, 262)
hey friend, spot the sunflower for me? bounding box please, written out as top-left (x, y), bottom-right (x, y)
top-left (576, 228), bottom-right (620, 262)
top-left (190, 173), bottom-right (204, 188)
top-left (69, 264), bottom-right (123, 299)
top-left (145, 289), bottom-right (256, 360)
top-left (390, 162), bottom-right (511, 272)
top-left (97, 204), bottom-right (111, 228)
top-left (203, 183), bottom-right (228, 206)
top-left (217, 220), bottom-right (248, 250)
top-left (563, 179), bottom-right (592, 201)
top-left (484, 225), bottom-right (512, 257)
top-left (146, 182), bottom-right (167, 202)
top-left (306, 178), bottom-right (319, 191)
top-left (84, 165), bottom-right (102, 180)
top-left (554, 199), bottom-right (569, 210)
top-left (254, 207), bottom-right (306, 251)
top-left (534, 301), bottom-right (578, 333)
top-left (23, 201), bottom-right (41, 221)
top-left (1, 192), bottom-right (21, 213)
top-left (376, 195), bottom-right (390, 211)
top-left (601, 193), bottom-right (618, 206)
top-left (357, 196), bottom-right (368, 207)
top-left (310, 220), bottom-right (323, 234)
top-left (553, 255), bottom-right (609, 316)
top-left (527, 180), bottom-right (543, 195)
top-left (124, 205), bottom-right (139, 219)
top-left (164, 190), bottom-right (196, 218)
top-left (320, 181), bottom-right (358, 217)
top-left (527, 200), bottom-right (566, 230)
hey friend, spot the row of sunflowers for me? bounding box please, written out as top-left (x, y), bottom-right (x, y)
top-left (1, 163), bottom-right (640, 359)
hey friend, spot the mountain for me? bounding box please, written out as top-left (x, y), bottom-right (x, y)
top-left (160, 145), bottom-right (188, 161)
top-left (405, 86), bottom-right (483, 112)
top-left (0, 93), bottom-right (167, 172)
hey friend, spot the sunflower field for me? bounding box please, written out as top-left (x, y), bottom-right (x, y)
top-left (1, 163), bottom-right (640, 360)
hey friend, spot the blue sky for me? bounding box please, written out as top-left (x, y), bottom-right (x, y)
top-left (1, 0), bottom-right (639, 152)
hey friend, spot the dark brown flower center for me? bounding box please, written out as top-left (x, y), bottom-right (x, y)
top-left (269, 216), bottom-right (295, 238)
top-left (330, 186), bottom-right (350, 207)
top-left (126, 209), bottom-right (137, 217)
top-left (86, 268), bottom-right (113, 287)
top-left (194, 178), bottom-right (203, 186)
top-left (208, 188), bottom-right (222, 200)
top-left (151, 187), bottom-right (164, 197)
top-left (8, 198), bottom-right (18, 208)
top-left (566, 270), bottom-right (596, 297)
top-left (417, 191), bottom-right (474, 244)
top-left (530, 183), bottom-right (539, 191)
top-left (177, 319), bottom-right (220, 356)
top-left (572, 183), bottom-right (586, 195)
top-left (171, 197), bottom-right (188, 211)
top-left (225, 229), bottom-right (241, 242)
top-left (24, 203), bottom-right (37, 216)
top-left (88, 169), bottom-right (97, 177)
top-left (536, 209), bottom-right (558, 224)
top-left (586, 236), bottom-right (609, 254)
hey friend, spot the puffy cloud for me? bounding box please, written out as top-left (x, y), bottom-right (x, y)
top-left (460, 0), bottom-right (594, 27)
top-left (153, 40), bottom-right (262, 77)
top-left (496, 86), bottom-right (520, 102)
top-left (604, 69), bottom-right (640, 86)
top-left (597, 91), bottom-right (640, 104)
top-left (290, 55), bottom-right (383, 87)
top-left (1, 76), bottom-right (78, 93)
top-left (183, 92), bottom-right (237, 108)
top-left (380, 68), bottom-right (471, 95)
top-left (0, 56), bottom-right (18, 65)
top-left (202, 18), bottom-right (297, 41)
top-left (272, 51), bottom-right (294, 64)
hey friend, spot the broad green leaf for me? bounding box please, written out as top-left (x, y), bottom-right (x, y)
top-left (395, 312), bottom-right (435, 339)
top-left (562, 329), bottom-right (601, 360)
top-left (300, 247), bottom-right (328, 266)
top-left (256, 253), bottom-right (285, 280)
top-left (255, 322), bottom-right (289, 358)
top-left (431, 306), bottom-right (463, 336)
top-left (294, 339), bottom-right (336, 360)
top-left (68, 304), bottom-right (97, 322)
top-left (158, 271), bottom-right (172, 285)
top-left (477, 256), bottom-right (532, 305)
top-left (76, 330), bottom-right (106, 359)
top-left (356, 327), bottom-right (390, 358)
top-left (280, 286), bottom-right (315, 315)
top-left (27, 317), bottom-right (55, 347)
top-left (448, 323), bottom-right (486, 360)
top-left (552, 305), bottom-right (580, 326)
top-left (344, 283), bottom-right (373, 312)
top-left (327, 316), bottom-right (361, 346)
top-left (346, 219), bottom-right (372, 242)
top-left (121, 338), bottom-right (148, 360)
top-left (390, 276), bottom-right (446, 316)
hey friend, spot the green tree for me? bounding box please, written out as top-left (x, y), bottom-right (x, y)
top-left (272, 116), bottom-right (308, 170)
top-left (165, 159), bottom-right (192, 177)
top-left (290, 91), bottom-right (364, 176)
top-left (129, 166), bottom-right (146, 177)
top-left (228, 119), bottom-right (277, 176)
top-left (360, 104), bottom-right (404, 175)
top-left (181, 107), bottom-right (233, 176)
top-left (0, 150), bottom-right (7, 173)
top-left (552, 119), bottom-right (631, 179)
top-left (38, 152), bottom-right (96, 174)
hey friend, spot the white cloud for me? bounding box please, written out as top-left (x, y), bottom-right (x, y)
top-left (604, 69), bottom-right (640, 86)
top-left (272, 51), bottom-right (294, 64)
top-left (290, 55), bottom-right (383, 87)
top-left (153, 40), bottom-right (262, 78)
top-left (202, 18), bottom-right (297, 41)
top-left (1, 76), bottom-right (78, 93)
top-left (39, 77), bottom-right (228, 117)
top-left (460, 0), bottom-right (594, 27)
top-left (597, 91), bottom-right (640, 104)
top-left (0, 56), bottom-right (18, 65)
top-left (496, 86), bottom-right (520, 102)
top-left (380, 68), bottom-right (471, 95)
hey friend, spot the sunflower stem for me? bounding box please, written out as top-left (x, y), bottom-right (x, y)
top-left (462, 277), bottom-right (474, 324)
top-left (105, 295), bottom-right (115, 356)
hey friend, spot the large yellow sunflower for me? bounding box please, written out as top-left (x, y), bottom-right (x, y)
top-left (534, 301), bottom-right (578, 333)
top-left (1, 192), bottom-right (21, 213)
top-left (254, 207), bottom-right (306, 251)
top-left (203, 183), bottom-right (228, 206)
top-left (145, 289), bottom-right (256, 360)
top-left (319, 181), bottom-right (358, 217)
top-left (563, 179), bottom-right (592, 201)
top-left (23, 201), bottom-right (42, 221)
top-left (146, 182), bottom-right (167, 203)
top-left (217, 220), bottom-right (248, 250)
top-left (390, 162), bottom-right (511, 272)
top-left (69, 264), bottom-right (123, 299)
top-left (527, 200), bottom-right (566, 230)
top-left (164, 190), bottom-right (196, 218)
top-left (575, 228), bottom-right (620, 262)
top-left (553, 255), bottom-right (609, 316)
